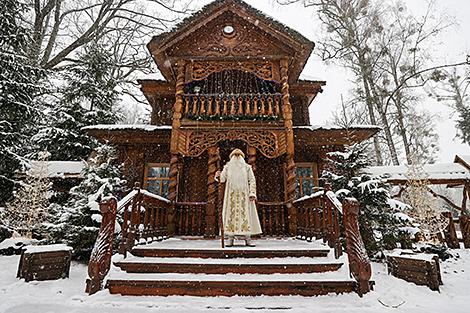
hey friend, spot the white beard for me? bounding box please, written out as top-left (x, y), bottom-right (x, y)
top-left (225, 156), bottom-right (248, 191)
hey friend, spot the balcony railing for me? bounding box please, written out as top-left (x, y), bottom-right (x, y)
top-left (182, 93), bottom-right (282, 120)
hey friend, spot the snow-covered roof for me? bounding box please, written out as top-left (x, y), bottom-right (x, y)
top-left (455, 155), bottom-right (470, 171)
top-left (365, 163), bottom-right (470, 184)
top-left (82, 124), bottom-right (172, 131)
top-left (293, 124), bottom-right (381, 131)
top-left (28, 161), bottom-right (85, 178)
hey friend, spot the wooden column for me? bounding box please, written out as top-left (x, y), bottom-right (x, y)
top-left (247, 146), bottom-right (257, 174)
top-left (280, 58), bottom-right (297, 235)
top-left (461, 183), bottom-right (470, 248)
top-left (168, 60), bottom-right (186, 236)
top-left (205, 146), bottom-right (219, 237)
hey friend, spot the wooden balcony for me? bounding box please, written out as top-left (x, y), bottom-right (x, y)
top-left (182, 93), bottom-right (282, 121)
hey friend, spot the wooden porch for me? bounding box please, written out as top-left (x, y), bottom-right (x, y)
top-left (85, 183), bottom-right (373, 297)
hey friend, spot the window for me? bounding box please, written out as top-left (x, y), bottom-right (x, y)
top-left (295, 163), bottom-right (319, 198)
top-left (144, 163), bottom-right (170, 197)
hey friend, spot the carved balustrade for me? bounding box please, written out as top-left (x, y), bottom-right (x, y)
top-left (294, 187), bottom-right (342, 258)
top-left (294, 191), bottom-right (372, 296)
top-left (86, 184), bottom-right (171, 294)
top-left (257, 203), bottom-right (289, 236)
top-left (182, 93), bottom-right (282, 120)
top-left (175, 202), bottom-right (207, 236)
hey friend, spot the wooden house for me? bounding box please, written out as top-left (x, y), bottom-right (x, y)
top-left (85, 0), bottom-right (377, 297)
top-left (85, 0), bottom-right (378, 238)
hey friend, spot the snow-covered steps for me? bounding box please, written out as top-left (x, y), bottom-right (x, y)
top-left (114, 256), bottom-right (343, 274)
top-left (130, 238), bottom-right (330, 259)
top-left (130, 247), bottom-right (330, 259)
top-left (106, 278), bottom-right (359, 296)
top-left (107, 238), bottom-right (360, 297)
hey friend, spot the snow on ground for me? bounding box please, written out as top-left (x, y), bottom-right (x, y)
top-left (1, 249), bottom-right (470, 313)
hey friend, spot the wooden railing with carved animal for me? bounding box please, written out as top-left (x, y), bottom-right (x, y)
top-left (342, 198), bottom-right (372, 296)
top-left (293, 190), bottom-right (372, 296)
top-left (86, 184), bottom-right (171, 294)
top-left (182, 93), bottom-right (283, 120)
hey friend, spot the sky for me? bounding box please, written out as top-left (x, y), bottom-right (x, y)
top-left (147, 0), bottom-right (470, 163)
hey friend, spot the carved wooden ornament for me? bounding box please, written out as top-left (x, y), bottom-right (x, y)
top-left (179, 130), bottom-right (285, 158)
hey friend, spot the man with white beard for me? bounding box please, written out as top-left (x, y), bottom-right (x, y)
top-left (215, 149), bottom-right (262, 246)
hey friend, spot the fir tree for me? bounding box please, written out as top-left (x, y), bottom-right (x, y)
top-left (323, 144), bottom-right (411, 257)
top-left (50, 145), bottom-right (126, 260)
top-left (1, 152), bottom-right (51, 238)
top-left (33, 44), bottom-right (122, 161)
top-left (0, 0), bottom-right (48, 204)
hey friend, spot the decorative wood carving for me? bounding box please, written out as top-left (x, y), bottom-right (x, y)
top-left (206, 147), bottom-right (219, 237)
top-left (188, 61), bottom-right (276, 82)
top-left (280, 58), bottom-right (297, 234)
top-left (183, 130), bottom-right (283, 159)
top-left (343, 198), bottom-right (372, 297)
top-left (170, 60), bottom-right (186, 153)
top-left (247, 146), bottom-right (257, 174)
top-left (86, 196), bottom-right (117, 294)
top-left (168, 11), bottom-right (291, 62)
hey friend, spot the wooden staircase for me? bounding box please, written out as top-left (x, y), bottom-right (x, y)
top-left (105, 238), bottom-right (368, 296)
top-left (86, 185), bottom-right (373, 297)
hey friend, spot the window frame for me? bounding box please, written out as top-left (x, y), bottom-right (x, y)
top-left (295, 162), bottom-right (319, 198)
top-left (143, 163), bottom-right (171, 197)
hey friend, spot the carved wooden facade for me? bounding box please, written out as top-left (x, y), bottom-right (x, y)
top-left (85, 0), bottom-right (379, 238)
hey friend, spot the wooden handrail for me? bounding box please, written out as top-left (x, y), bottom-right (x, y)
top-left (86, 185), bottom-right (171, 294)
top-left (343, 198), bottom-right (372, 297)
top-left (294, 190), bottom-right (372, 296)
top-left (86, 196), bottom-right (117, 294)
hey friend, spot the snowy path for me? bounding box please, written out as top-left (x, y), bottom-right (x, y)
top-left (1, 250), bottom-right (470, 313)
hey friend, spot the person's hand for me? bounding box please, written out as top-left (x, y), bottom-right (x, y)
top-left (249, 196), bottom-right (256, 202)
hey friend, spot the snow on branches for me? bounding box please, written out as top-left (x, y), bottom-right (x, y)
top-left (1, 152), bottom-right (51, 238)
top-left (402, 160), bottom-right (449, 238)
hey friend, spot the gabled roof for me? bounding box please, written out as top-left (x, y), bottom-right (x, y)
top-left (148, 0), bottom-right (315, 83)
top-left (454, 155), bottom-right (470, 171)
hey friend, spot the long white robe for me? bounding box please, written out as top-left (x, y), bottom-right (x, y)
top-left (220, 157), bottom-right (262, 235)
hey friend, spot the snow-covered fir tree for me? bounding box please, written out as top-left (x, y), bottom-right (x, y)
top-left (50, 145), bottom-right (126, 260)
top-left (322, 144), bottom-right (412, 257)
top-left (1, 152), bottom-right (51, 238)
top-left (0, 0), bottom-right (48, 204)
top-left (33, 44), bottom-right (122, 161)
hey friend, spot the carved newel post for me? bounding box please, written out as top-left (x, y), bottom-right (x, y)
top-left (342, 198), bottom-right (372, 297)
top-left (86, 197), bottom-right (117, 294)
